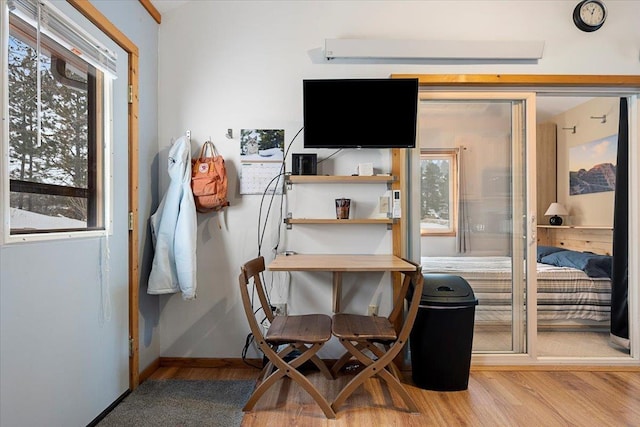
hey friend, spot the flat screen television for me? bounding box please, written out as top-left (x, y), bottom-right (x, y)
top-left (303, 78), bottom-right (418, 149)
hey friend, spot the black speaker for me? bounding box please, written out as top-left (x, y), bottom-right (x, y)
top-left (292, 153), bottom-right (317, 175)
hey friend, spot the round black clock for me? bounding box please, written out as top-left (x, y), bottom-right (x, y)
top-left (573, 0), bottom-right (607, 32)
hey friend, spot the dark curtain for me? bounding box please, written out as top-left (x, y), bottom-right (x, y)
top-left (610, 97), bottom-right (629, 350)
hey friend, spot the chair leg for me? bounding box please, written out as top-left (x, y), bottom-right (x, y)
top-left (244, 344), bottom-right (298, 412)
top-left (291, 342), bottom-right (334, 380)
top-left (287, 363), bottom-right (336, 418)
top-left (288, 343), bottom-right (322, 369)
top-left (257, 360), bottom-right (275, 384)
top-left (309, 354), bottom-right (334, 380)
top-left (367, 343), bottom-right (402, 380)
top-left (244, 363), bottom-right (286, 411)
top-left (282, 343), bottom-right (337, 419)
top-left (330, 342), bottom-right (369, 376)
top-left (376, 368), bottom-right (419, 413)
top-left (330, 351), bottom-right (355, 376)
top-left (332, 339), bottom-right (419, 414)
top-left (342, 341), bottom-right (399, 376)
top-left (332, 356), bottom-right (419, 414)
top-left (331, 362), bottom-right (371, 411)
top-left (245, 342), bottom-right (337, 419)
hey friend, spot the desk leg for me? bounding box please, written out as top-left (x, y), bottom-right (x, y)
top-left (332, 272), bottom-right (342, 313)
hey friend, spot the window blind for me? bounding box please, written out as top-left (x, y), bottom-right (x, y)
top-left (8, 0), bottom-right (117, 77)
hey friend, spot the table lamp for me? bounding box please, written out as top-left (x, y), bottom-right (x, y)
top-left (545, 202), bottom-right (568, 226)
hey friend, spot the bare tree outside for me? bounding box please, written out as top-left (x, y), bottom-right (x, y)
top-left (420, 157), bottom-right (450, 230)
top-left (8, 24), bottom-right (91, 225)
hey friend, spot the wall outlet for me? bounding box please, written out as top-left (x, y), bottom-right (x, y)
top-left (367, 305), bottom-right (378, 316)
top-left (273, 303), bottom-right (287, 316)
top-left (262, 319), bottom-right (271, 335)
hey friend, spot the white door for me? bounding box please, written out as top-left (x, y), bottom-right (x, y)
top-left (415, 92), bottom-right (536, 356)
top-left (0, 2), bottom-right (130, 425)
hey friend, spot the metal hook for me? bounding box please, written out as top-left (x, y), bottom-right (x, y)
top-left (562, 126), bottom-right (576, 134)
top-left (590, 115), bottom-right (607, 123)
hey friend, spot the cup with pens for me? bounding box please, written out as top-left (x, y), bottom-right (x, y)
top-left (335, 198), bottom-right (351, 219)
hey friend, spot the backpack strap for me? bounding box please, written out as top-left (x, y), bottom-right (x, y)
top-left (198, 140), bottom-right (218, 159)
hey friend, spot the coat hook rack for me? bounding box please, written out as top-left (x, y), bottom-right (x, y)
top-left (562, 126), bottom-right (576, 134)
top-left (590, 114), bottom-right (607, 123)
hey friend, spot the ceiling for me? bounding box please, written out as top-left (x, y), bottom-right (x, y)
top-left (150, 0), bottom-right (189, 14)
top-left (536, 96), bottom-right (589, 123)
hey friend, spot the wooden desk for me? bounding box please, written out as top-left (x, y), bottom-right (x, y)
top-left (268, 254), bottom-right (417, 312)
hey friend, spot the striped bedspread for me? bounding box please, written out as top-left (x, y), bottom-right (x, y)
top-left (421, 256), bottom-right (611, 323)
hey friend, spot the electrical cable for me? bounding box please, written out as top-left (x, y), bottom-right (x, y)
top-left (257, 127), bottom-right (302, 255)
top-left (245, 127), bottom-right (303, 365)
top-left (241, 333), bottom-right (262, 369)
top-left (256, 126), bottom-right (303, 256)
top-left (271, 127), bottom-right (303, 253)
top-left (317, 148), bottom-right (342, 164)
top-left (241, 272), bottom-right (272, 370)
top-left (256, 172), bottom-right (285, 256)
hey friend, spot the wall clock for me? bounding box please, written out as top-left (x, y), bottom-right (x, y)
top-left (573, 0), bottom-right (607, 32)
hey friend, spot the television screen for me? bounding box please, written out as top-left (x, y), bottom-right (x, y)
top-left (303, 78), bottom-right (418, 149)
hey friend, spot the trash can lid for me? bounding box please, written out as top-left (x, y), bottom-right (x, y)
top-left (420, 274), bottom-right (478, 306)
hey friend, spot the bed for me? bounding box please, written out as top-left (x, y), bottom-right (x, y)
top-left (420, 251), bottom-right (612, 324)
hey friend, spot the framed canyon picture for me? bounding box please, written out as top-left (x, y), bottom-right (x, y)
top-left (569, 134), bottom-right (617, 196)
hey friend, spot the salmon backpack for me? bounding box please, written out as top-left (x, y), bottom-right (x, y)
top-left (191, 140), bottom-right (230, 213)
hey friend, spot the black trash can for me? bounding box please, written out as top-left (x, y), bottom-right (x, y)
top-left (410, 274), bottom-right (478, 391)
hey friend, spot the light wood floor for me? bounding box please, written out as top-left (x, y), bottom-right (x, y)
top-left (150, 365), bottom-right (640, 426)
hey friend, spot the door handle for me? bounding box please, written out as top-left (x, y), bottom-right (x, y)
top-left (530, 214), bottom-right (536, 246)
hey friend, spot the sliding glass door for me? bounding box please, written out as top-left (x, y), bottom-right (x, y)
top-left (416, 92), bottom-right (535, 354)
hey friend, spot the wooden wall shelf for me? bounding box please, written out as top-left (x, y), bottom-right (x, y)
top-left (536, 225), bottom-right (612, 230)
top-left (285, 174), bottom-right (396, 229)
top-left (285, 218), bottom-right (393, 225)
top-left (286, 175), bottom-right (396, 185)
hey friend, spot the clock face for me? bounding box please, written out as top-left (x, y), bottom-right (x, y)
top-left (579, 1), bottom-right (605, 26)
top-left (573, 0), bottom-right (607, 32)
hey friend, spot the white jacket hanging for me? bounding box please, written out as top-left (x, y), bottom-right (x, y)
top-left (148, 136), bottom-right (198, 300)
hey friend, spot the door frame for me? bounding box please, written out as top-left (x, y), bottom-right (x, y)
top-left (414, 91), bottom-right (535, 356)
top-left (67, 1), bottom-right (141, 388)
top-left (392, 74), bottom-right (640, 366)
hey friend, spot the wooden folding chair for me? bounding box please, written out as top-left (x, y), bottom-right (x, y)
top-left (331, 260), bottom-right (424, 414)
top-left (238, 256), bottom-right (336, 419)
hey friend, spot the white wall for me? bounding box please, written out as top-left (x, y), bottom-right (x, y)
top-left (156, 1), bottom-right (640, 359)
top-left (555, 97), bottom-right (619, 226)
